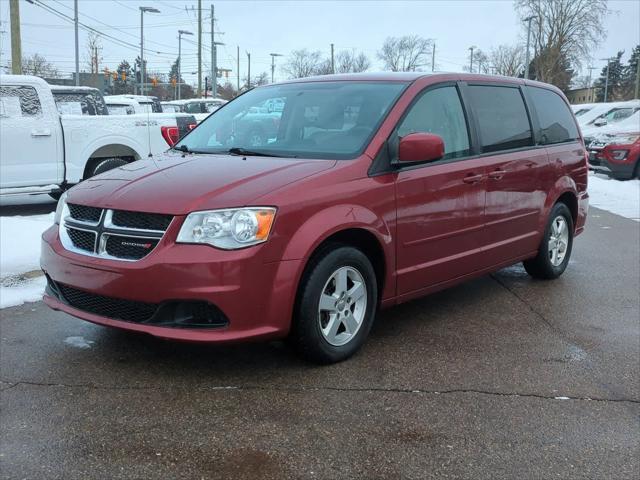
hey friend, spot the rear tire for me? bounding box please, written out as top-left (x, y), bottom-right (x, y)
top-left (90, 157), bottom-right (128, 177)
top-left (523, 202), bottom-right (574, 280)
top-left (291, 244), bottom-right (378, 364)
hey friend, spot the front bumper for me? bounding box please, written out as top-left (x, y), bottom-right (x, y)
top-left (588, 150), bottom-right (636, 179)
top-left (41, 225), bottom-right (302, 342)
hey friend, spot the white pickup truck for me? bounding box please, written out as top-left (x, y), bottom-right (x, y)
top-left (0, 75), bottom-right (196, 198)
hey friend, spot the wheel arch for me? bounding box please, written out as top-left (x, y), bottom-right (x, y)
top-left (82, 143), bottom-right (140, 179)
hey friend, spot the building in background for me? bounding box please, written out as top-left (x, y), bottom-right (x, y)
top-left (565, 87), bottom-right (598, 104)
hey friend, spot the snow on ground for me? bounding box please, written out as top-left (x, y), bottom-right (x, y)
top-left (0, 173), bottom-right (638, 309)
top-left (588, 173), bottom-right (640, 222)
top-left (0, 213), bottom-right (54, 308)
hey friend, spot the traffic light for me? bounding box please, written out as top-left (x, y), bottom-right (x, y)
top-left (121, 72), bottom-right (126, 81)
top-left (112, 72), bottom-right (118, 81)
top-left (171, 78), bottom-right (177, 87)
top-left (151, 77), bottom-right (158, 87)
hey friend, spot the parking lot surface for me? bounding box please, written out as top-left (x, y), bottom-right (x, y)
top-left (1, 207), bottom-right (638, 479)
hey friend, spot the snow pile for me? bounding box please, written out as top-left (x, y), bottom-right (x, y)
top-left (0, 213), bottom-right (54, 308)
top-left (588, 173), bottom-right (640, 221)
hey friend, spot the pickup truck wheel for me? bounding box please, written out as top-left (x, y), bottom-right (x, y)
top-left (90, 158), bottom-right (128, 177)
top-left (523, 203), bottom-right (574, 280)
top-left (291, 245), bottom-right (377, 364)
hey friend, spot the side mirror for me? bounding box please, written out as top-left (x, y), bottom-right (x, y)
top-left (398, 133), bottom-right (445, 164)
top-left (594, 118), bottom-right (607, 127)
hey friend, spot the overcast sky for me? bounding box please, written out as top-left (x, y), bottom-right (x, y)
top-left (0, 0), bottom-right (638, 86)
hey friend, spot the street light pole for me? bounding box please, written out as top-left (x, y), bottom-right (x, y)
top-left (139, 6), bottom-right (160, 95)
top-left (524, 15), bottom-right (535, 80)
top-left (177, 30), bottom-right (193, 100)
top-left (74, 0), bottom-right (79, 85)
top-left (468, 46), bottom-right (475, 73)
top-left (603, 59), bottom-right (611, 103)
top-left (270, 53), bottom-right (283, 83)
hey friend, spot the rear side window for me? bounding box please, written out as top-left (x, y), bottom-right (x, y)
top-left (528, 87), bottom-right (579, 145)
top-left (397, 86), bottom-right (471, 160)
top-left (467, 85), bottom-right (533, 153)
top-left (0, 85), bottom-right (42, 117)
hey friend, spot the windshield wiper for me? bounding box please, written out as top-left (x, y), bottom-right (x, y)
top-left (172, 144), bottom-right (192, 153)
top-left (227, 147), bottom-right (284, 158)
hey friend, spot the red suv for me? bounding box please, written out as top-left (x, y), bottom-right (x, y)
top-left (41, 73), bottom-right (589, 363)
top-left (588, 132), bottom-right (640, 180)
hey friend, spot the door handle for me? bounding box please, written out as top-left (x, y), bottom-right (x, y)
top-left (31, 129), bottom-right (51, 137)
top-left (462, 173), bottom-right (484, 184)
top-left (488, 169), bottom-right (507, 180)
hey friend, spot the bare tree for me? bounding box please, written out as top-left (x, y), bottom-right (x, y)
top-left (20, 53), bottom-right (59, 78)
top-left (515, 0), bottom-right (608, 87)
top-left (336, 50), bottom-right (371, 73)
top-left (85, 32), bottom-right (103, 74)
top-left (377, 35), bottom-right (432, 72)
top-left (282, 49), bottom-right (323, 78)
top-left (490, 44), bottom-right (525, 77)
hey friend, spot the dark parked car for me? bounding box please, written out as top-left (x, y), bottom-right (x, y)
top-left (41, 73), bottom-right (588, 363)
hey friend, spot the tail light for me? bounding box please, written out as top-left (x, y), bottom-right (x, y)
top-left (188, 123), bottom-right (197, 131)
top-left (161, 126), bottom-right (180, 146)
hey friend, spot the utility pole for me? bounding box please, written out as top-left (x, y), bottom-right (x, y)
top-left (246, 51), bottom-right (251, 89)
top-left (330, 43), bottom-right (335, 74)
top-left (177, 30), bottom-right (193, 100)
top-left (431, 43), bottom-right (435, 72)
top-left (270, 53), bottom-right (283, 83)
top-left (139, 6), bottom-right (160, 95)
top-left (9, 0), bottom-right (21, 74)
top-left (197, 0), bottom-right (202, 96)
top-left (74, 0), bottom-right (79, 85)
top-left (524, 15), bottom-right (535, 80)
top-left (237, 45), bottom-right (240, 93)
top-left (211, 4), bottom-right (215, 99)
top-left (601, 58), bottom-right (612, 103)
top-left (468, 46), bottom-right (475, 73)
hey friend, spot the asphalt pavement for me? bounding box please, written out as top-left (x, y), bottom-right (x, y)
top-left (1, 207), bottom-right (638, 479)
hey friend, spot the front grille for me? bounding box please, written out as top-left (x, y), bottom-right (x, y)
top-left (105, 235), bottom-right (160, 260)
top-left (68, 204), bottom-right (102, 223)
top-left (111, 210), bottom-right (173, 231)
top-left (56, 283), bottom-right (157, 323)
top-left (61, 204), bottom-right (172, 262)
top-left (66, 228), bottom-right (95, 252)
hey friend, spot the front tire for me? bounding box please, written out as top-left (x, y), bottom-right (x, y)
top-left (291, 245), bottom-right (378, 364)
top-left (523, 202), bottom-right (574, 279)
top-left (90, 157), bottom-right (128, 177)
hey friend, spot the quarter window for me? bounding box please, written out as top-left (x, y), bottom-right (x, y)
top-left (397, 86), bottom-right (471, 160)
top-left (528, 87), bottom-right (579, 145)
top-left (467, 85), bottom-right (533, 153)
top-left (0, 86), bottom-right (42, 117)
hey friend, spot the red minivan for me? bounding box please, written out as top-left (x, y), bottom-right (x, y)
top-left (41, 73), bottom-right (589, 363)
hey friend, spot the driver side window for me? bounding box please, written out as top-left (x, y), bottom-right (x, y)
top-left (398, 86), bottom-right (470, 161)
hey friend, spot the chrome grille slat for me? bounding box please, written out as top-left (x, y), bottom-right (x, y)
top-left (60, 204), bottom-right (173, 262)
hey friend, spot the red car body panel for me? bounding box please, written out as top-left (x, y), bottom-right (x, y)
top-left (41, 73), bottom-right (589, 342)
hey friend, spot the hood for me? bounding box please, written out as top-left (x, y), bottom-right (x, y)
top-left (67, 151), bottom-right (336, 214)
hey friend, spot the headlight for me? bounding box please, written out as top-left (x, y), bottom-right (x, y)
top-left (53, 191), bottom-right (68, 225)
top-left (177, 207), bottom-right (276, 249)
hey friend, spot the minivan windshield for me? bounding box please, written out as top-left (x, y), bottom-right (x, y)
top-left (176, 81), bottom-right (407, 159)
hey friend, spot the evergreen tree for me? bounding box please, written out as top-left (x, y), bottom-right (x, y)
top-left (621, 45), bottom-right (639, 100)
top-left (594, 51), bottom-right (624, 102)
top-left (112, 60), bottom-right (133, 95)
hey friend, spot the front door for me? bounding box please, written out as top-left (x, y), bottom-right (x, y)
top-left (0, 84), bottom-right (59, 188)
top-left (394, 84), bottom-right (487, 296)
